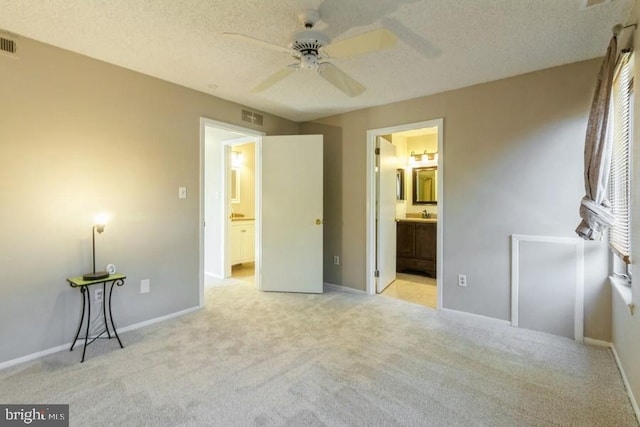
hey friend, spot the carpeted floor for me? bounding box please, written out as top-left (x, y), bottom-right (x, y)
top-left (0, 281), bottom-right (637, 426)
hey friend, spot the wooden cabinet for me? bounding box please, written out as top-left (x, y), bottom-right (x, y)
top-left (396, 220), bottom-right (436, 277)
top-left (396, 221), bottom-right (415, 258)
top-left (231, 220), bottom-right (255, 265)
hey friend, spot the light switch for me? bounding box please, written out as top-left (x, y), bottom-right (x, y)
top-left (178, 187), bottom-right (187, 199)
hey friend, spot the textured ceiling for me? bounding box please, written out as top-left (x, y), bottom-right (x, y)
top-left (0, 0), bottom-right (633, 122)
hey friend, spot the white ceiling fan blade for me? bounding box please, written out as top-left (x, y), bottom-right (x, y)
top-left (223, 32), bottom-right (296, 56)
top-left (323, 28), bottom-right (397, 59)
top-left (318, 63), bottom-right (365, 97)
top-left (251, 67), bottom-right (296, 93)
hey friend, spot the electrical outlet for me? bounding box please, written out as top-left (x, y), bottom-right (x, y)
top-left (94, 288), bottom-right (103, 303)
top-left (458, 274), bottom-right (467, 287)
top-left (334, 256), bottom-right (340, 265)
top-left (141, 279), bottom-right (150, 294)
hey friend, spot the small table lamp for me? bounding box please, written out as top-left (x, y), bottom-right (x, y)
top-left (83, 215), bottom-right (109, 280)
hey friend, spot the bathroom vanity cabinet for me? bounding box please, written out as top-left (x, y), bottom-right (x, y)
top-left (396, 220), bottom-right (436, 277)
top-left (231, 219), bottom-right (255, 265)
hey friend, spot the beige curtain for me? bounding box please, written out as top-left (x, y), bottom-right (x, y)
top-left (575, 36), bottom-right (618, 240)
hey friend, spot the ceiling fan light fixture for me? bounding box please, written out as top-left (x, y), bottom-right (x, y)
top-left (226, 9), bottom-right (397, 97)
top-left (300, 53), bottom-right (319, 69)
top-left (291, 30), bottom-right (329, 70)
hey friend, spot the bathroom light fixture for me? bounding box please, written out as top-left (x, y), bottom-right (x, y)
top-left (409, 151), bottom-right (420, 164)
top-left (231, 151), bottom-right (245, 168)
top-left (409, 150), bottom-right (438, 165)
top-left (83, 214), bottom-right (109, 281)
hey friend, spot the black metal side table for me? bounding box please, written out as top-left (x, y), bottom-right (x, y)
top-left (66, 273), bottom-right (126, 362)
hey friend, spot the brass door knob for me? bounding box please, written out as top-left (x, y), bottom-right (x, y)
top-left (316, 219), bottom-right (323, 225)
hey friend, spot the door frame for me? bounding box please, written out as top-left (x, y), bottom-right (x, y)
top-left (199, 117), bottom-right (265, 307)
top-left (365, 118), bottom-right (444, 309)
top-left (376, 135), bottom-right (397, 293)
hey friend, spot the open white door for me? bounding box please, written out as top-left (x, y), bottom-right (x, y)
top-left (377, 136), bottom-right (397, 293)
top-left (260, 135), bottom-right (323, 293)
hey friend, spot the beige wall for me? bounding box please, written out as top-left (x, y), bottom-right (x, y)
top-left (299, 122), bottom-right (345, 286)
top-left (306, 58), bottom-right (612, 340)
top-left (612, 0), bottom-right (640, 415)
top-left (0, 37), bottom-right (298, 364)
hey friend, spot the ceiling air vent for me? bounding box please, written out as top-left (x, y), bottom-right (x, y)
top-left (242, 109), bottom-right (264, 126)
top-left (0, 34), bottom-right (17, 58)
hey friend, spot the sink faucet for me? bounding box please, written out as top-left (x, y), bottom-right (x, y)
top-left (422, 209), bottom-right (431, 218)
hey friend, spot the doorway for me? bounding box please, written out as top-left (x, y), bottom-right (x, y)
top-left (366, 118), bottom-right (444, 309)
top-left (227, 139), bottom-right (257, 284)
top-left (200, 118), bottom-right (264, 306)
top-left (199, 120), bottom-right (325, 306)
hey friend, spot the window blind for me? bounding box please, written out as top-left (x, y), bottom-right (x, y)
top-left (609, 51), bottom-right (634, 264)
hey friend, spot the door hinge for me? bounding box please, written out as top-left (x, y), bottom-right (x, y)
top-left (375, 148), bottom-right (380, 155)
top-left (374, 270), bottom-right (380, 278)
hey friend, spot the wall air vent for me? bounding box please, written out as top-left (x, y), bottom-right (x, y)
top-left (241, 109), bottom-right (264, 126)
top-left (0, 34), bottom-right (17, 58)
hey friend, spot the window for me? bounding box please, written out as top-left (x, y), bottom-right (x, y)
top-left (609, 51), bottom-right (634, 276)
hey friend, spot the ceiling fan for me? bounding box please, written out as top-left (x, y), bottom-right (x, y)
top-left (224, 9), bottom-right (398, 97)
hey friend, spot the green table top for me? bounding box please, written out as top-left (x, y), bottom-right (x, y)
top-left (67, 273), bottom-right (126, 287)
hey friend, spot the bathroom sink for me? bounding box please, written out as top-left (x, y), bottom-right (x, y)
top-left (397, 217), bottom-right (437, 223)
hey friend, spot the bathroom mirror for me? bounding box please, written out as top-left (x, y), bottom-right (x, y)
top-left (231, 168), bottom-right (240, 203)
top-left (396, 169), bottom-right (405, 200)
top-left (413, 167), bottom-right (437, 205)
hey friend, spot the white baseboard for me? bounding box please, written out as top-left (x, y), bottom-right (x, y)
top-left (0, 343), bottom-right (72, 371)
top-left (0, 305), bottom-right (202, 371)
top-left (611, 344), bottom-right (640, 422)
top-left (324, 282), bottom-right (367, 294)
top-left (117, 306), bottom-right (201, 333)
top-left (583, 338), bottom-right (638, 420)
top-left (440, 307), bottom-right (512, 326)
top-left (583, 337), bottom-right (612, 348)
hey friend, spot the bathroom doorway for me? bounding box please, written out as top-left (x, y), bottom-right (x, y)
top-left (200, 119), bottom-right (325, 305)
top-left (228, 139), bottom-right (257, 284)
top-left (366, 119), bottom-right (443, 309)
top-left (201, 119), bottom-right (263, 303)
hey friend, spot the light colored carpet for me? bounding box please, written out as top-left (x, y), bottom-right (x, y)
top-left (0, 282), bottom-right (637, 426)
